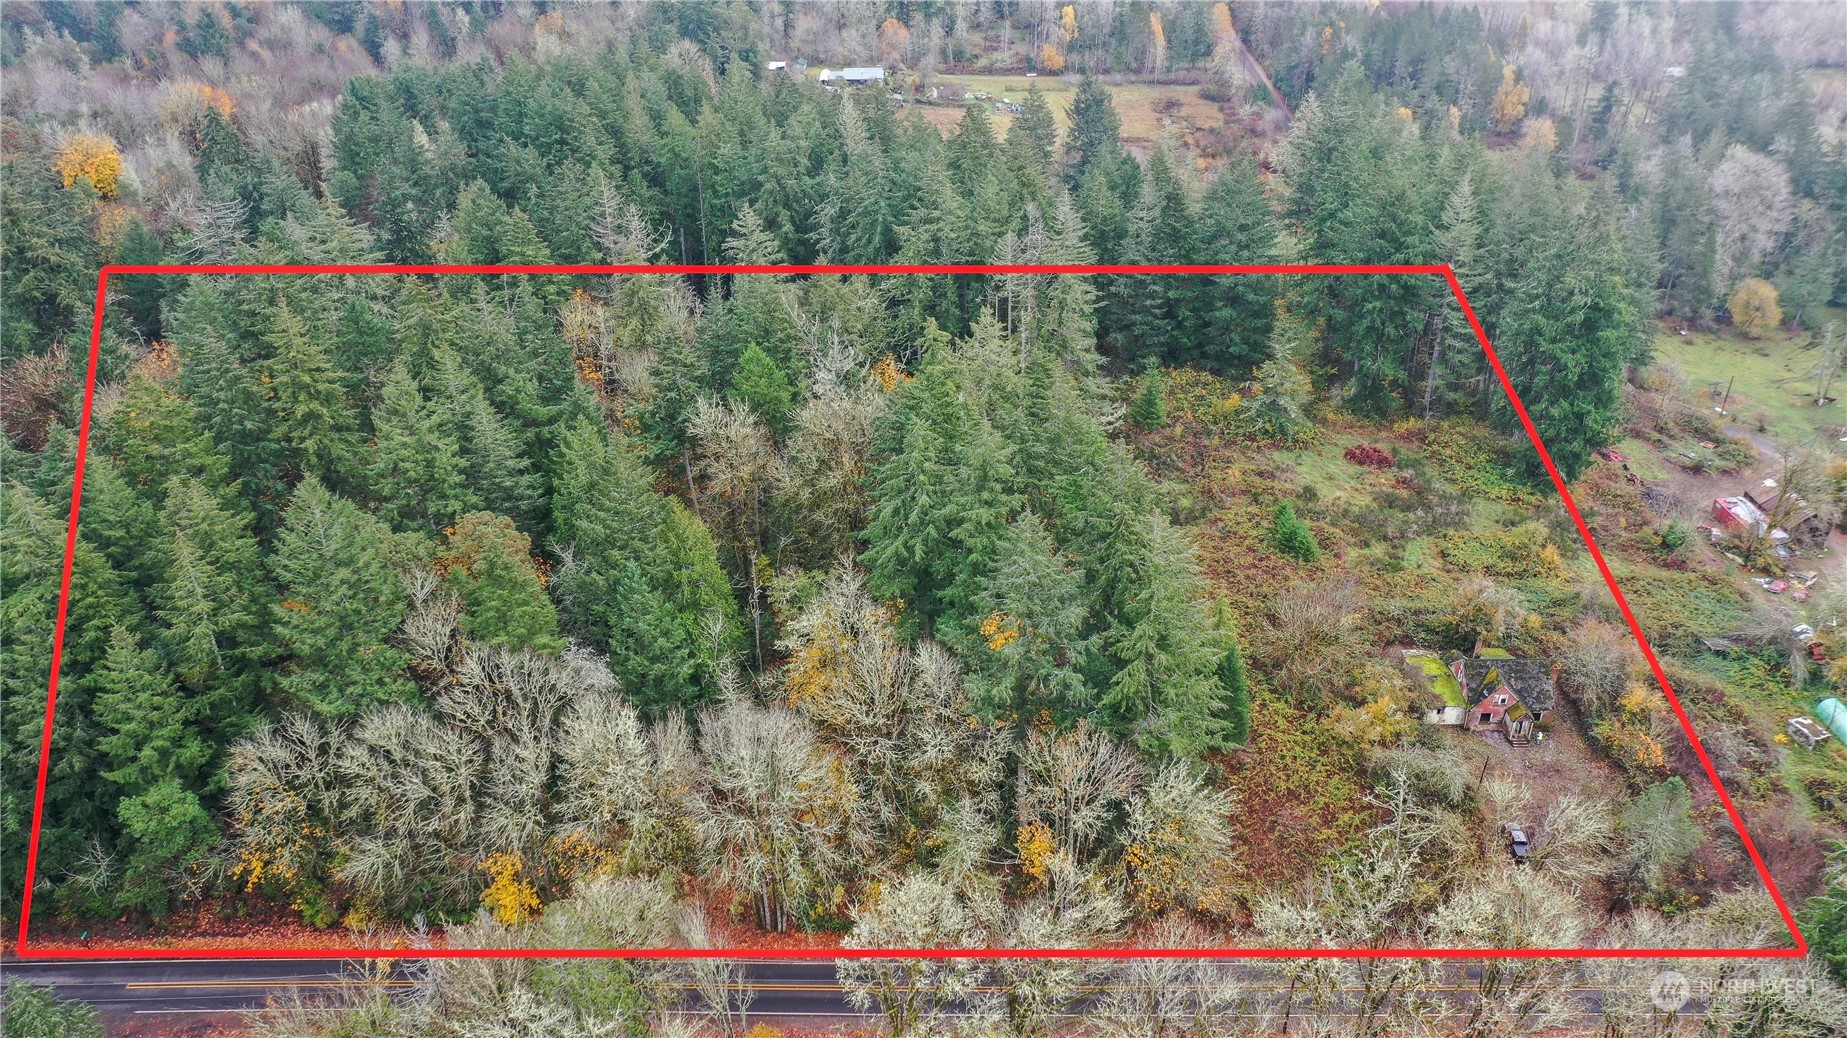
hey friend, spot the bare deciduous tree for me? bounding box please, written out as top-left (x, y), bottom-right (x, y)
top-left (837, 871), bottom-right (988, 1037)
top-left (686, 697), bottom-right (850, 933)
top-left (1431, 869), bottom-right (1587, 1038)
top-left (1015, 719), bottom-right (1144, 862)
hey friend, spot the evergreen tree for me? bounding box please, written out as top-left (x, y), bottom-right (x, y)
top-left (1129, 369), bottom-right (1167, 427)
top-left (368, 361), bottom-right (477, 533)
top-left (1277, 81), bottom-right (1442, 414)
top-left (862, 380), bottom-right (1020, 634)
top-left (1215, 605), bottom-right (1252, 747)
top-left (148, 477), bottom-right (267, 719)
top-left (891, 161), bottom-right (971, 338)
top-left (1075, 165), bottom-right (1131, 264)
top-left (822, 98), bottom-right (901, 264)
top-left (0, 980), bottom-right (105, 1038)
top-left (177, 333), bottom-right (284, 525)
top-left (1, 484), bottom-right (137, 908)
top-left (1098, 517), bottom-right (1237, 757)
top-left (1010, 84), bottom-right (1061, 176)
top-left (103, 372), bottom-right (227, 500)
top-left (1106, 142), bottom-right (1200, 366)
top-left (70, 451), bottom-right (164, 591)
top-left (115, 777), bottom-right (216, 917)
top-left (960, 511), bottom-right (1095, 723)
top-left (729, 344), bottom-right (796, 436)
top-left (551, 418), bottom-right (717, 715)
top-left (91, 626), bottom-right (210, 792)
top-left (1065, 77), bottom-right (1124, 187)
top-left (1245, 308), bottom-right (1316, 443)
top-left (265, 304), bottom-right (356, 487)
top-left (1196, 156), bottom-right (1280, 375)
top-left (331, 296), bottom-right (395, 391)
top-left (443, 512), bottom-right (563, 655)
top-left (660, 498), bottom-right (746, 670)
top-left (1480, 161), bottom-right (1644, 482)
top-left (430, 348), bottom-right (545, 530)
top-left (1271, 501), bottom-right (1320, 562)
top-left (270, 477), bottom-right (415, 718)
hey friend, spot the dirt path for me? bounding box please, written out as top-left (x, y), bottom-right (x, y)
top-left (1232, 32), bottom-right (1291, 124)
top-left (1722, 423), bottom-right (1782, 459)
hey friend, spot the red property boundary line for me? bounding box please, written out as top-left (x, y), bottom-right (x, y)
top-left (16, 262), bottom-right (1807, 961)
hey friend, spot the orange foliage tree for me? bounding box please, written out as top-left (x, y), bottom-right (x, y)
top-left (1039, 43), bottom-right (1066, 74)
top-left (1147, 12), bottom-right (1167, 73)
top-left (879, 17), bottom-right (911, 68)
top-left (1209, 2), bottom-right (1235, 48)
top-left (52, 133), bottom-right (123, 198)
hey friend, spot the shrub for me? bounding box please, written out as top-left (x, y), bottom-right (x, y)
top-left (1271, 502), bottom-right (1320, 562)
top-left (1343, 443), bottom-right (1393, 469)
top-left (1656, 521), bottom-right (1690, 555)
top-left (1435, 522), bottom-right (1561, 578)
top-left (0, 981), bottom-right (104, 1038)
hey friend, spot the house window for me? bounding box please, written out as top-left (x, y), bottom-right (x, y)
top-left (1495, 695), bottom-right (1508, 705)
top-left (1479, 712), bottom-right (1492, 725)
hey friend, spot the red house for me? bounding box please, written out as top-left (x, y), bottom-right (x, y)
top-left (1451, 646), bottom-right (1557, 747)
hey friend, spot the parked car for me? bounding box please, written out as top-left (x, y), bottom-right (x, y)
top-left (1504, 823), bottom-right (1531, 864)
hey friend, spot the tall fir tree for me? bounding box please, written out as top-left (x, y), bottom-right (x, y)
top-left (269, 476), bottom-right (415, 718)
top-left (265, 304), bottom-right (357, 488)
top-left (1097, 517), bottom-right (1238, 758)
top-left (368, 361), bottom-right (478, 533)
top-left (551, 418), bottom-right (726, 715)
top-left (429, 348), bottom-right (545, 530)
top-left (1196, 156), bottom-right (1280, 375)
top-left (1, 484), bottom-right (137, 906)
top-left (729, 344), bottom-right (796, 436)
top-left (1065, 77), bottom-right (1124, 187)
top-left (91, 626), bottom-right (211, 793)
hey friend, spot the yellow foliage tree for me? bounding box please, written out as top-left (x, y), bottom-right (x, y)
top-left (479, 851), bottom-right (540, 925)
top-left (1147, 12), bottom-right (1167, 73)
top-left (870, 354), bottom-right (900, 393)
top-left (1521, 116), bottom-right (1558, 152)
top-left (1040, 42), bottom-right (1065, 74)
top-left (1489, 65), bottom-right (1530, 134)
top-left (1016, 822), bottom-right (1055, 889)
top-left (52, 133), bottom-right (123, 198)
top-left (1060, 5), bottom-right (1079, 42)
top-left (1728, 277), bottom-right (1783, 339)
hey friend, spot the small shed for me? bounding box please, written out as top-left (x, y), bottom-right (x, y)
top-left (1789, 716), bottom-right (1833, 749)
top-left (1712, 495), bottom-right (1768, 534)
top-left (1747, 489), bottom-right (1832, 550)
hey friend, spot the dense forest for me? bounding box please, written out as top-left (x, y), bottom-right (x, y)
top-left (5, 2), bottom-right (1847, 1034)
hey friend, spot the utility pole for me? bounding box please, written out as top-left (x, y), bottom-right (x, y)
top-left (1817, 322), bottom-right (1840, 406)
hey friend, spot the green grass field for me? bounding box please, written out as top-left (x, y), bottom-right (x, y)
top-left (1651, 317), bottom-right (1847, 444)
top-left (921, 73), bottom-right (1230, 144)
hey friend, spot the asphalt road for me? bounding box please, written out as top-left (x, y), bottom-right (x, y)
top-left (1, 956), bottom-right (862, 1020)
top-left (2, 954), bottom-right (1651, 1032)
